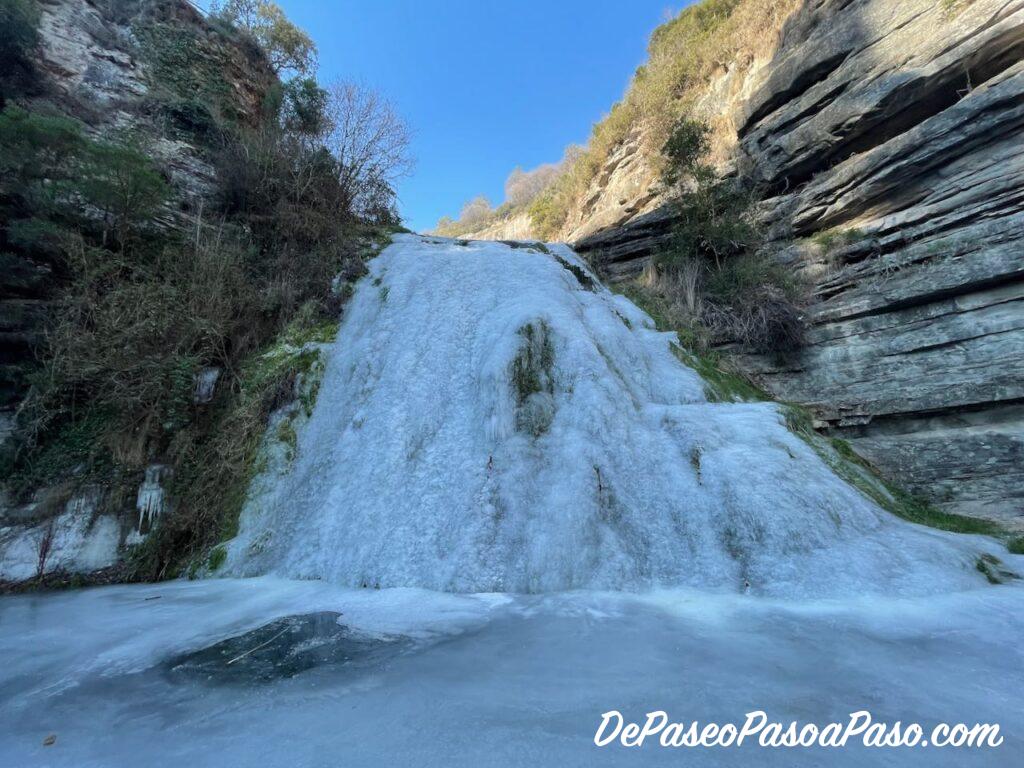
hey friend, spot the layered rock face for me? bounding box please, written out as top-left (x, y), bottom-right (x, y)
top-left (577, 0), bottom-right (1024, 526)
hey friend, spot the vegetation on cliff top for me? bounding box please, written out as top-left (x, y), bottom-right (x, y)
top-left (432, 0), bottom-right (800, 240)
top-left (433, 0), bottom-right (806, 359)
top-left (210, 0), bottom-right (317, 76)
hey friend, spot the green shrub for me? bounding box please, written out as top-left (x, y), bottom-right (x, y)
top-left (527, 190), bottom-right (568, 240)
top-left (659, 117), bottom-right (760, 265)
top-left (810, 227), bottom-right (866, 256)
top-left (0, 0), bottom-right (40, 95)
top-left (704, 252), bottom-right (797, 304)
top-left (664, 180), bottom-right (760, 265)
top-left (0, 106), bottom-right (85, 199)
top-left (942, 0), bottom-right (979, 17)
top-left (77, 138), bottom-right (170, 247)
top-left (652, 116), bottom-right (803, 353)
top-left (661, 118), bottom-right (712, 188)
top-left (280, 77), bottom-right (328, 136)
top-left (158, 98), bottom-right (223, 143)
top-left (0, 106), bottom-right (169, 248)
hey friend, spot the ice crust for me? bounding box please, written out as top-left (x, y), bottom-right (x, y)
top-left (222, 235), bottom-right (991, 596)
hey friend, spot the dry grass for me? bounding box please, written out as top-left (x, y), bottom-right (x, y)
top-left (526, 0), bottom-right (801, 239)
top-left (639, 0), bottom-right (801, 153)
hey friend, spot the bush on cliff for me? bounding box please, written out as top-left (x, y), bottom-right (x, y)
top-left (210, 0), bottom-right (317, 76)
top-left (649, 117), bottom-right (805, 354)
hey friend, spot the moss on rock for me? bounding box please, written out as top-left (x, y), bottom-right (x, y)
top-left (510, 321), bottom-right (556, 437)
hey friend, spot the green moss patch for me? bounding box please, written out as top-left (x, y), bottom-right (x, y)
top-left (976, 554), bottom-right (1018, 585)
top-left (207, 545), bottom-right (227, 572)
top-left (500, 240), bottom-right (552, 255)
top-left (510, 321), bottom-right (556, 437)
top-left (276, 419), bottom-right (298, 462)
top-left (555, 256), bottom-right (596, 291)
top-left (809, 227), bottom-right (867, 254)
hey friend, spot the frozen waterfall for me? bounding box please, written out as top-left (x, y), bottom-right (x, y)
top-left (222, 235), bottom-right (988, 596)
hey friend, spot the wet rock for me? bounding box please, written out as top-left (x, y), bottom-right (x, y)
top-left (163, 612), bottom-right (410, 685)
top-left (193, 367), bottom-right (221, 405)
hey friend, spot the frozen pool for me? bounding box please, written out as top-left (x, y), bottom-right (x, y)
top-left (1, 577), bottom-right (1022, 767)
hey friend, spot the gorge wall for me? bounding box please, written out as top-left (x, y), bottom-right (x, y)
top-left (2, 0), bottom-right (273, 414)
top-left (0, 0), bottom-right (276, 579)
top-left (570, 0), bottom-right (1024, 526)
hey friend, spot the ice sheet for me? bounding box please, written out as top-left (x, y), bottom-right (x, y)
top-left (1, 577), bottom-right (1022, 767)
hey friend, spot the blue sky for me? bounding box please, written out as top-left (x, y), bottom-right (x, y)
top-left (272, 1), bottom-right (680, 232)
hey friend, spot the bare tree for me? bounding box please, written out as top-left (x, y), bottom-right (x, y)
top-left (324, 81), bottom-right (414, 220)
top-left (561, 143), bottom-right (586, 168)
top-left (458, 195), bottom-right (493, 227)
top-left (504, 162), bottom-right (561, 207)
top-left (36, 519), bottom-right (55, 580)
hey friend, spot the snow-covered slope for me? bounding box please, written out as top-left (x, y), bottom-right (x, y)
top-left (223, 235), bottom-right (989, 596)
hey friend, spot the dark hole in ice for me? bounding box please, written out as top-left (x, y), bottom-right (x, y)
top-left (163, 612), bottom-right (409, 685)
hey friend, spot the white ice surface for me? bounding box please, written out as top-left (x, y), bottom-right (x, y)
top-left (223, 235), bottom-right (994, 597)
top-left (0, 577), bottom-right (1022, 767)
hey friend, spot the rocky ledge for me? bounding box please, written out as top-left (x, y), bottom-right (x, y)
top-left (578, 0), bottom-right (1024, 527)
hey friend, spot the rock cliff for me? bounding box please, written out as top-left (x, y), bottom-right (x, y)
top-left (574, 0), bottom-right (1024, 525)
top-left (458, 210), bottom-right (535, 241)
top-left (0, 0), bottom-right (276, 580)
top-left (1, 0), bottom-right (274, 413)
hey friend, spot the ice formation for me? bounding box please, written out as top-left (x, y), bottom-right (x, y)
top-left (135, 464), bottom-right (171, 532)
top-left (222, 235), bottom-right (990, 596)
top-left (192, 366), bottom-right (222, 404)
top-left (0, 489), bottom-right (119, 580)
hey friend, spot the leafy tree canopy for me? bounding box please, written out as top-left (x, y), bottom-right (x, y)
top-left (211, 0), bottom-right (317, 76)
